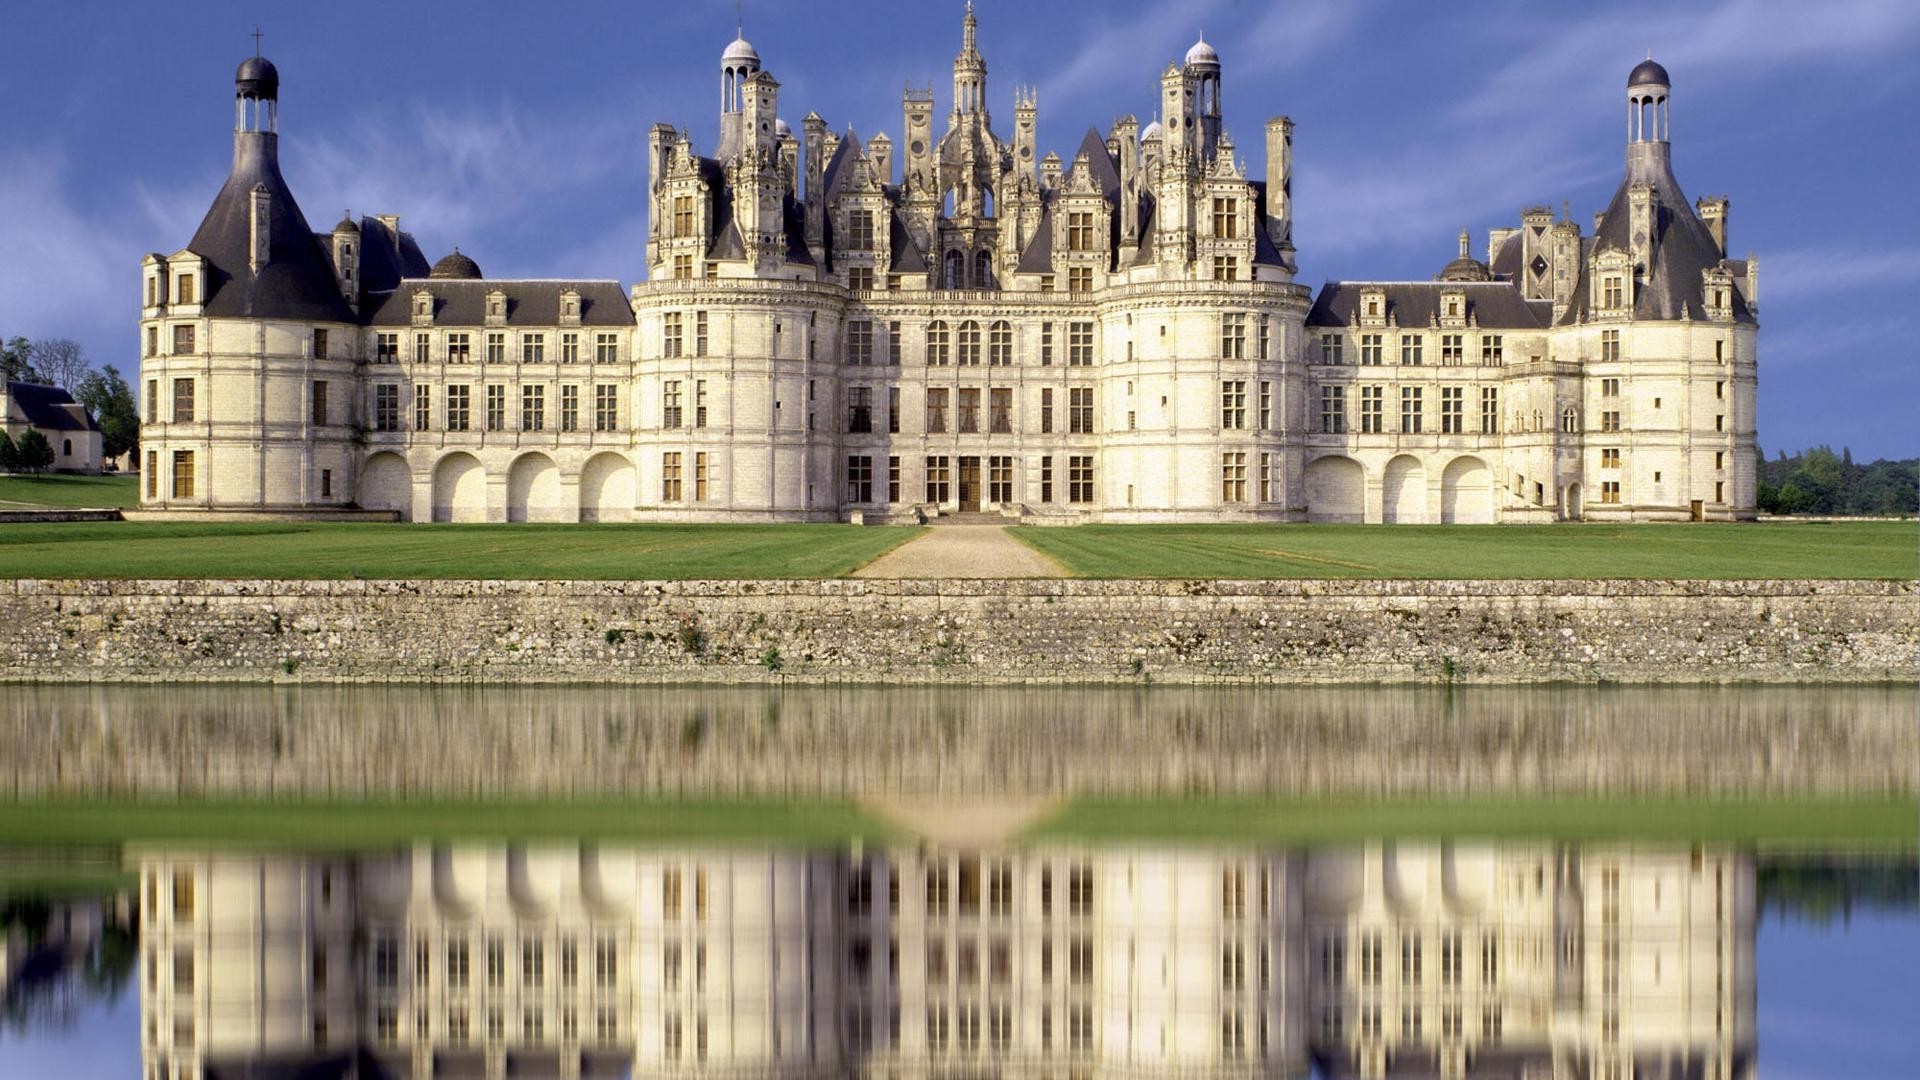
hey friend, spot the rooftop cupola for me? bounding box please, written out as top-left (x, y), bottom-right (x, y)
top-left (1625, 55), bottom-right (1673, 184)
top-left (952, 1), bottom-right (988, 118)
top-left (1184, 33), bottom-right (1223, 159)
top-left (718, 27), bottom-right (763, 159)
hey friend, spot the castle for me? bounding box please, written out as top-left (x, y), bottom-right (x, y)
top-left (137, 10), bottom-right (1758, 524)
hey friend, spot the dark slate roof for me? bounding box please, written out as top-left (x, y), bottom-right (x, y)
top-left (822, 133), bottom-right (864, 201)
top-left (186, 132), bottom-right (355, 323)
top-left (1629, 57), bottom-right (1671, 87)
top-left (352, 216), bottom-right (431, 296)
top-left (1070, 127), bottom-right (1123, 198)
top-left (1558, 147), bottom-right (1754, 326)
top-left (1307, 281), bottom-right (1553, 330)
top-left (1490, 231), bottom-right (1523, 279)
top-left (6, 381), bottom-right (99, 432)
top-left (1015, 205), bottom-right (1054, 273)
top-left (429, 251), bottom-right (483, 279)
top-left (887, 205), bottom-right (928, 273)
top-left (365, 280), bottom-right (633, 327)
top-left (1248, 181), bottom-right (1287, 268)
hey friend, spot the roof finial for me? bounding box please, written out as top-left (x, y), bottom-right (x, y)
top-left (1459, 228), bottom-right (1471, 258)
top-left (251, 27), bottom-right (264, 56)
top-left (737, 0), bottom-right (744, 37)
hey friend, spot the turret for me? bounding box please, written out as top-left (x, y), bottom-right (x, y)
top-left (718, 30), bottom-right (761, 160)
top-left (952, 2), bottom-right (988, 119)
top-left (1012, 87), bottom-right (1038, 185)
top-left (1697, 196), bottom-right (1729, 256)
top-left (1114, 115), bottom-right (1140, 257)
top-left (330, 211), bottom-right (359, 311)
top-left (1184, 35), bottom-right (1222, 160)
top-left (868, 132), bottom-right (893, 186)
top-left (1519, 205), bottom-right (1554, 299)
top-left (802, 112), bottom-right (828, 261)
top-left (1263, 115), bottom-right (1293, 250)
top-left (1159, 62), bottom-right (1195, 167)
top-left (1625, 55), bottom-right (1671, 184)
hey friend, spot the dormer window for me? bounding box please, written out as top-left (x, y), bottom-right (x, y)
top-left (1367, 299), bottom-right (1379, 317)
top-left (559, 288), bottom-right (582, 326)
top-left (411, 289), bottom-right (434, 320)
top-left (485, 289), bottom-right (509, 325)
top-left (1603, 276), bottom-right (1624, 308)
top-left (177, 274), bottom-right (196, 305)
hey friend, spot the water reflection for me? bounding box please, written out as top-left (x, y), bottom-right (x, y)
top-left (110, 841), bottom-right (1773, 1079)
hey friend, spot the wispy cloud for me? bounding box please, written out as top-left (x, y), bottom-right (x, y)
top-left (1759, 248), bottom-right (1920, 301)
top-left (0, 149), bottom-right (160, 359)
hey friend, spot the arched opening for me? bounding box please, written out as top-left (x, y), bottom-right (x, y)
top-left (982, 187), bottom-right (996, 218)
top-left (1440, 455), bottom-right (1494, 524)
top-left (579, 452), bottom-right (635, 523)
top-left (358, 451), bottom-right (413, 521)
top-left (1304, 455), bottom-right (1364, 523)
top-left (430, 452), bottom-right (486, 523)
top-left (973, 250), bottom-right (995, 290)
top-left (943, 189), bottom-right (956, 219)
top-left (1382, 454), bottom-right (1426, 524)
top-left (506, 452), bottom-right (563, 523)
top-left (943, 250), bottom-right (965, 290)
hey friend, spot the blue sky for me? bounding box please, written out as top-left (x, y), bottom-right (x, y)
top-left (1, 0), bottom-right (1915, 458)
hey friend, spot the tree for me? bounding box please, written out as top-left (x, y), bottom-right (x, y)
top-left (14, 429), bottom-right (53, 472)
top-left (0, 431), bottom-right (16, 472)
top-left (0, 337), bottom-right (35, 382)
top-left (74, 365), bottom-right (139, 460)
top-left (26, 338), bottom-right (88, 390)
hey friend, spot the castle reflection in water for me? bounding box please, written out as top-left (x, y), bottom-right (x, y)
top-left (137, 843), bottom-right (1755, 1080)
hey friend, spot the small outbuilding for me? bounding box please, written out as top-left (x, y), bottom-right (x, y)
top-left (1, 381), bottom-right (103, 473)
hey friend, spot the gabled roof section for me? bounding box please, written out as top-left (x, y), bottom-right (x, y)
top-left (5, 381), bottom-right (99, 432)
top-left (822, 133), bottom-right (865, 201)
top-left (354, 216), bottom-right (431, 297)
top-left (365, 280), bottom-right (634, 327)
top-left (1307, 281), bottom-right (1552, 330)
top-left (186, 133), bottom-right (355, 323)
top-left (887, 206), bottom-right (928, 273)
top-left (1559, 154), bottom-right (1754, 326)
top-left (1069, 127), bottom-right (1122, 199)
top-left (1015, 206), bottom-right (1054, 273)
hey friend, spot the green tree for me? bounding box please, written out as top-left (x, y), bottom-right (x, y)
top-left (0, 337), bottom-right (36, 382)
top-left (0, 431), bottom-right (17, 472)
top-left (14, 429), bottom-right (54, 472)
top-left (74, 365), bottom-right (139, 460)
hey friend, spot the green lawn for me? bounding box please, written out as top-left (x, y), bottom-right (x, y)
top-left (1033, 795), bottom-right (1920, 846)
top-left (1014, 522), bottom-right (1918, 579)
top-left (0, 472), bottom-right (138, 509)
top-left (0, 521), bottom-right (920, 579)
top-left (0, 798), bottom-right (896, 848)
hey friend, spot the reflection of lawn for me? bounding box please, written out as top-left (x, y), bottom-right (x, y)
top-left (1031, 796), bottom-right (1920, 845)
top-left (0, 799), bottom-right (898, 848)
top-left (0, 473), bottom-right (138, 509)
top-left (0, 522), bottom-right (920, 579)
top-left (1013, 522), bottom-right (1917, 579)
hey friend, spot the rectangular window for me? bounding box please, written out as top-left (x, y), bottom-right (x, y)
top-left (847, 209), bottom-right (874, 250)
top-left (662, 452), bottom-right (683, 501)
top-left (521, 385), bottom-right (545, 431)
top-left (1221, 380), bottom-right (1247, 430)
top-left (989, 387), bottom-right (1013, 433)
top-left (1320, 385), bottom-right (1346, 434)
top-left (672, 194), bottom-right (694, 234)
top-left (1040, 322), bottom-right (1054, 366)
top-left (1603, 276), bottom-right (1624, 308)
top-left (1068, 456), bottom-right (1094, 504)
top-left (1040, 456), bottom-right (1054, 503)
top-left (1601, 448), bottom-right (1621, 469)
top-left (1319, 333), bottom-right (1343, 365)
top-left (886, 321), bottom-right (901, 366)
top-left (1441, 385), bottom-right (1463, 433)
top-left (1069, 387), bottom-right (1094, 434)
top-left (1212, 255), bottom-right (1238, 281)
top-left (1221, 452), bottom-right (1248, 503)
top-left (663, 380), bottom-right (683, 428)
top-left (146, 450), bottom-right (157, 496)
top-left (925, 456), bottom-right (951, 503)
top-left (957, 388), bottom-right (980, 433)
top-left (1481, 387), bottom-right (1499, 433)
top-left (595, 385), bottom-right (619, 431)
top-left (690, 380), bottom-right (707, 428)
top-left (1601, 480), bottom-right (1622, 503)
top-left (1068, 266), bottom-right (1093, 294)
top-left (1067, 211), bottom-right (1095, 251)
top-left (1602, 410), bottom-right (1621, 433)
top-left (1601, 329), bottom-right (1621, 362)
top-left (145, 325), bottom-right (157, 357)
top-left (1360, 333), bottom-right (1383, 366)
top-left (847, 320), bottom-right (873, 365)
top-left (847, 455), bottom-right (873, 503)
top-left (1441, 333), bottom-right (1464, 365)
top-left (1602, 377), bottom-right (1620, 397)
top-left (1040, 388), bottom-right (1054, 434)
top-left (176, 273), bottom-right (196, 304)
top-left (1221, 313), bottom-right (1247, 359)
top-left (692, 313), bottom-right (707, 357)
top-left (694, 452), bottom-right (709, 501)
top-left (988, 456), bottom-right (1013, 503)
top-left (1068, 322), bottom-right (1094, 366)
top-left (171, 450), bottom-right (195, 499)
top-left (172, 377), bottom-right (196, 423)
top-left (1481, 334), bottom-right (1503, 365)
top-left (375, 384), bottom-right (400, 431)
top-left (310, 380), bottom-right (329, 426)
top-left (146, 379), bottom-right (157, 423)
top-left (1258, 315), bottom-right (1270, 360)
top-left (888, 456), bottom-right (901, 502)
top-left (1259, 381), bottom-right (1272, 430)
top-left (847, 385), bottom-right (873, 433)
top-left (415, 385), bottom-right (431, 430)
top-left (447, 332), bottom-right (471, 362)
top-left (1212, 196), bottom-right (1239, 237)
top-left (446, 385), bottom-right (471, 431)
top-left (415, 332), bottom-right (432, 363)
top-left (592, 333), bottom-right (618, 364)
top-left (1400, 386), bottom-right (1423, 433)
top-left (663, 312), bottom-right (683, 358)
top-left (559, 332), bottom-right (579, 364)
top-left (311, 328), bottom-right (328, 358)
top-left (926, 322), bottom-right (949, 366)
top-left (376, 332), bottom-right (399, 362)
top-left (925, 388), bottom-right (948, 434)
top-left (485, 384), bottom-right (505, 431)
top-left (519, 333), bottom-right (543, 364)
top-left (560, 385), bottom-right (580, 432)
top-left (485, 332), bottom-right (506, 364)
top-left (1400, 334), bottom-right (1423, 365)
top-left (172, 324), bottom-right (196, 354)
top-left (1360, 385), bottom-right (1384, 434)
top-left (672, 254), bottom-right (693, 279)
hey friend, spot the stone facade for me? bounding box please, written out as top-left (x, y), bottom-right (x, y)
top-left (136, 19), bottom-right (1756, 524)
top-left (0, 579), bottom-right (1910, 688)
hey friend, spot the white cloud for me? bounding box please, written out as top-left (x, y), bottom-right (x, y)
top-left (1758, 248), bottom-right (1920, 302)
top-left (0, 150), bottom-right (156, 362)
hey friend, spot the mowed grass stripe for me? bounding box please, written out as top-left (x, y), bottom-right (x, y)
top-left (1013, 522), bottom-right (1916, 579)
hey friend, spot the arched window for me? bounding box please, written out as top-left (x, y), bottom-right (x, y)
top-left (943, 250), bottom-right (965, 290)
top-left (926, 320), bottom-right (950, 366)
top-left (957, 320), bottom-right (982, 366)
top-left (974, 250), bottom-right (995, 290)
top-left (1561, 407), bottom-right (1578, 433)
top-left (63, 439), bottom-right (72, 457)
top-left (982, 188), bottom-right (996, 218)
top-left (988, 321), bottom-right (1012, 366)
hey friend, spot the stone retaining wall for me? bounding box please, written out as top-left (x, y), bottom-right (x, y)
top-left (0, 578), bottom-right (1912, 684)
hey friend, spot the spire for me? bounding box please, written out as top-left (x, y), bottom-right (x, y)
top-left (1459, 228), bottom-right (1471, 259)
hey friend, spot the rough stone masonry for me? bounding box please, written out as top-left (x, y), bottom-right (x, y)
top-left (0, 578), bottom-right (1911, 685)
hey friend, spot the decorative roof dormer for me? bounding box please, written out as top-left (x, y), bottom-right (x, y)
top-left (559, 287), bottom-right (582, 326)
top-left (1590, 247), bottom-right (1634, 319)
top-left (410, 287), bottom-right (435, 326)
top-left (484, 288), bottom-right (509, 325)
top-left (1438, 289), bottom-right (1469, 328)
top-left (1357, 287), bottom-right (1389, 328)
top-left (1701, 266), bottom-right (1734, 322)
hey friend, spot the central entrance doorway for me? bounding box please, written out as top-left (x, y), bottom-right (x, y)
top-left (958, 456), bottom-right (981, 512)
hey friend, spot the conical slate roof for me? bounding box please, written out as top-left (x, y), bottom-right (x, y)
top-left (185, 130), bottom-right (353, 323)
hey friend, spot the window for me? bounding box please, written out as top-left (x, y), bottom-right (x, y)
top-left (1259, 381), bottom-right (1272, 430)
top-left (1561, 406), bottom-right (1578, 433)
top-left (1441, 333), bottom-right (1464, 365)
top-left (516, 333), bottom-right (542, 364)
top-left (447, 332), bottom-right (471, 362)
top-left (847, 386), bottom-right (872, 433)
top-left (957, 320), bottom-right (981, 366)
top-left (1221, 313), bottom-right (1247, 358)
top-left (847, 209), bottom-right (874, 250)
top-left (1212, 255), bottom-right (1238, 281)
top-left (672, 254), bottom-right (693, 279)
top-left (595, 385), bottom-right (619, 431)
top-left (522, 385), bottom-right (545, 431)
top-left (846, 320), bottom-right (873, 365)
top-left (1400, 334), bottom-right (1423, 365)
top-left (1211, 196), bottom-right (1239, 238)
top-left (663, 380), bottom-right (683, 428)
top-left (885, 321), bottom-right (902, 366)
top-left (1068, 322), bottom-right (1094, 366)
top-left (1360, 333), bottom-right (1383, 365)
top-left (888, 456), bottom-right (901, 502)
top-left (1067, 211), bottom-right (1095, 251)
top-left (145, 326), bottom-right (157, 357)
top-left (1039, 387), bottom-right (1054, 434)
top-left (1258, 316), bottom-right (1271, 360)
top-left (1716, 413), bottom-right (1725, 432)
top-left (1441, 386), bottom-right (1463, 433)
top-left (591, 333), bottom-right (617, 364)
top-left (310, 380), bottom-right (329, 425)
top-left (1068, 456), bottom-right (1094, 503)
top-left (926, 321), bottom-right (950, 366)
top-left (485, 384), bottom-right (505, 430)
top-left (1040, 323), bottom-right (1054, 366)
top-left (1221, 452), bottom-right (1248, 503)
top-left (375, 384), bottom-right (400, 431)
top-left (1319, 333), bottom-right (1343, 365)
top-left (178, 273), bottom-right (198, 304)
top-left (1320, 386), bottom-right (1346, 434)
top-left (560, 385), bottom-right (580, 431)
top-left (1602, 410), bottom-right (1621, 433)
top-left (485, 332), bottom-right (506, 364)
top-left (1040, 456), bottom-right (1054, 503)
top-left (925, 388), bottom-right (948, 433)
top-left (414, 332), bottom-right (432, 363)
top-left (1360, 385), bottom-right (1384, 433)
top-left (1400, 386), bottom-right (1423, 433)
top-left (172, 377), bottom-right (196, 423)
top-left (594, 938), bottom-right (618, 987)
top-left (925, 456), bottom-right (951, 503)
top-left (376, 332), bottom-right (399, 362)
top-left (1069, 387), bottom-right (1094, 433)
top-left (172, 324), bottom-right (196, 354)
top-left (1602, 377), bottom-right (1620, 397)
top-left (663, 312), bottom-right (683, 358)
top-left (1221, 380), bottom-right (1247, 429)
top-left (1068, 266), bottom-right (1092, 293)
top-left (691, 451), bottom-right (709, 501)
top-left (988, 320), bottom-right (1012, 365)
top-left (847, 456), bottom-right (873, 503)
top-left (672, 195), bottom-right (694, 234)
top-left (990, 387), bottom-right (1012, 433)
top-left (147, 450), bottom-right (157, 496)
top-left (1481, 334), bottom-right (1504, 365)
top-left (988, 456), bottom-right (1013, 503)
top-left (414, 385), bottom-right (432, 430)
top-left (445, 385), bottom-right (471, 431)
top-left (1601, 480), bottom-right (1621, 503)
top-left (1603, 275), bottom-right (1624, 308)
top-left (957, 388), bottom-right (980, 432)
top-left (1601, 329), bottom-right (1621, 362)
top-left (662, 453), bottom-right (683, 501)
top-left (1602, 448), bottom-right (1621, 469)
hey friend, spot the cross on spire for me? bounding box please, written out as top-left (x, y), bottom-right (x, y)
top-left (251, 27), bottom-right (264, 56)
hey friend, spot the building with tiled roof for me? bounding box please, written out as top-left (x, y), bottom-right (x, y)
top-left (1, 381), bottom-right (102, 473)
top-left (137, 14), bottom-right (1755, 523)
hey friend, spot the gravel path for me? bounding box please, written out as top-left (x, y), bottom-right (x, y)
top-left (854, 525), bottom-right (1067, 578)
top-left (862, 796), bottom-right (1061, 847)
